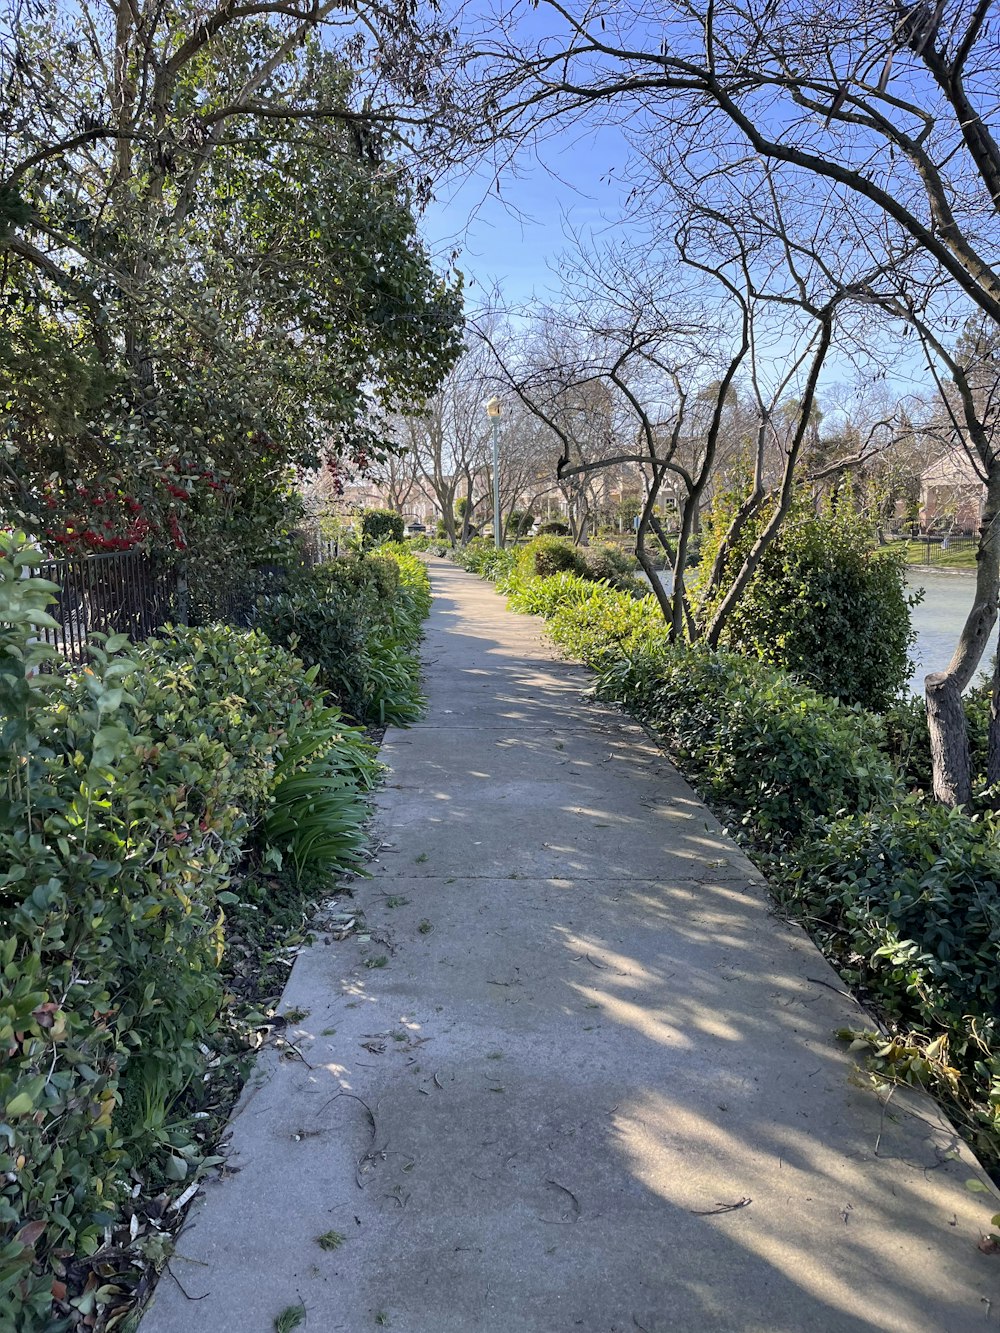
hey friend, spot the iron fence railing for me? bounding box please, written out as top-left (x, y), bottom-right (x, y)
top-left (882, 531), bottom-right (979, 564)
top-left (33, 526), bottom-right (341, 664)
top-left (36, 549), bottom-right (178, 664)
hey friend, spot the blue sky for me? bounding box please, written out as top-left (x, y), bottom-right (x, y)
top-left (421, 119), bottom-right (635, 313)
top-left (415, 5), bottom-right (937, 410)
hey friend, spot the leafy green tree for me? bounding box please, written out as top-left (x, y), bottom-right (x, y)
top-left (696, 486), bottom-right (916, 710)
top-left (0, 3), bottom-right (462, 581)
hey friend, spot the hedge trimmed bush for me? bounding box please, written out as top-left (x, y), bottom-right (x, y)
top-left (0, 537), bottom-right (408, 1329)
top-left (360, 508), bottom-right (404, 548)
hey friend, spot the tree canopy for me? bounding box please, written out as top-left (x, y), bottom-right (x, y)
top-left (1, 0), bottom-right (463, 565)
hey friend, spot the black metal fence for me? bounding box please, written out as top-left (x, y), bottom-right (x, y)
top-left (907, 536), bottom-right (978, 564)
top-left (34, 527), bottom-right (341, 664)
top-left (882, 531), bottom-right (979, 565)
top-left (37, 550), bottom-right (179, 664)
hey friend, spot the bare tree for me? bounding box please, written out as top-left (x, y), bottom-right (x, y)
top-left (460, 0), bottom-right (1000, 802)
top-left (397, 337), bottom-right (499, 544)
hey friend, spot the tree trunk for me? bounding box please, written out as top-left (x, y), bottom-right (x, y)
top-left (636, 473), bottom-right (673, 623)
top-left (927, 469), bottom-right (1000, 804)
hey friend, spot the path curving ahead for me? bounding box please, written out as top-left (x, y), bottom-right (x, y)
top-left (142, 558), bottom-right (999, 1333)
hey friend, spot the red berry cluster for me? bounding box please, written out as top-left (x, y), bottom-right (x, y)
top-left (42, 462), bottom-right (228, 556)
top-left (325, 456), bottom-right (345, 496)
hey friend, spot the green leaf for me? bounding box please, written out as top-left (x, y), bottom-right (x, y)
top-left (164, 1155), bottom-right (188, 1182)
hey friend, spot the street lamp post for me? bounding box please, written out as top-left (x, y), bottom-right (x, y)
top-left (485, 396), bottom-right (502, 550)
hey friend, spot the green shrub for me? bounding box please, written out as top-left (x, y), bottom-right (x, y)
top-left (504, 570), bottom-right (664, 671)
top-left (505, 509), bottom-right (535, 537)
top-left (696, 488), bottom-right (916, 710)
top-left (0, 541), bottom-right (389, 1325)
top-left (580, 543), bottom-right (645, 593)
top-left (452, 540), bottom-right (518, 582)
top-left (516, 535), bottom-right (589, 580)
top-left (789, 799), bottom-right (1000, 1161)
top-left (360, 508), bottom-right (404, 548)
top-left (0, 550), bottom-right (238, 1320)
top-left (597, 642), bottom-right (894, 846)
top-left (131, 624), bottom-right (311, 833)
top-left (257, 547), bottom-right (430, 725)
top-left (537, 520), bottom-right (570, 535)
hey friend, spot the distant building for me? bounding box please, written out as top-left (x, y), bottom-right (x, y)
top-left (919, 450), bottom-right (985, 533)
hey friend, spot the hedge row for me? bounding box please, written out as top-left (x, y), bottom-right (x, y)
top-left (453, 540), bottom-right (1000, 1170)
top-left (256, 543), bottom-right (429, 724)
top-left (0, 537), bottom-right (428, 1329)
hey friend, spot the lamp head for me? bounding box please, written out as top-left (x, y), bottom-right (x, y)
top-left (485, 396), bottom-right (502, 418)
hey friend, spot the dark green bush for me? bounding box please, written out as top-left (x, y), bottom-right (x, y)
top-left (360, 507), bottom-right (404, 548)
top-left (517, 535), bottom-right (589, 580)
top-left (506, 509), bottom-right (535, 537)
top-left (581, 543), bottom-right (644, 593)
top-left (696, 488), bottom-right (916, 710)
top-left (789, 799), bottom-right (1000, 1159)
top-left (257, 549), bottom-right (429, 725)
top-left (537, 519), bottom-right (570, 535)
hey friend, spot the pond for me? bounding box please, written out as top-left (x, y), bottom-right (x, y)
top-left (652, 568), bottom-right (996, 695)
top-left (906, 568), bottom-right (996, 694)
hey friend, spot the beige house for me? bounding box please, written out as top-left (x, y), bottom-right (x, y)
top-left (919, 449), bottom-right (986, 532)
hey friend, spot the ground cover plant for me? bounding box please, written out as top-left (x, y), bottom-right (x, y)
top-left (0, 536), bottom-right (428, 1331)
top-left (452, 543), bottom-right (1000, 1177)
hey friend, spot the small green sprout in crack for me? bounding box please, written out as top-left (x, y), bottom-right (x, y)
top-left (418, 919), bottom-right (433, 934)
top-left (316, 1231), bottom-right (346, 1251)
top-left (365, 955), bottom-right (388, 969)
top-left (275, 1305), bottom-right (306, 1333)
top-left (386, 896), bottom-right (409, 909)
top-left (415, 852), bottom-right (429, 864)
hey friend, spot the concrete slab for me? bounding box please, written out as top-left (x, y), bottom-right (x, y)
top-left (141, 559), bottom-right (1000, 1333)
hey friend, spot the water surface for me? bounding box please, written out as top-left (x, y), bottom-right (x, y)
top-left (906, 568), bottom-right (996, 693)
top-left (652, 568), bottom-right (995, 695)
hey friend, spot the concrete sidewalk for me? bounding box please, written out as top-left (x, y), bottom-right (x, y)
top-left (142, 558), bottom-right (1000, 1333)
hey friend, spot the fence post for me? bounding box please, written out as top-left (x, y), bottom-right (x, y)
top-left (175, 562), bottom-right (189, 626)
